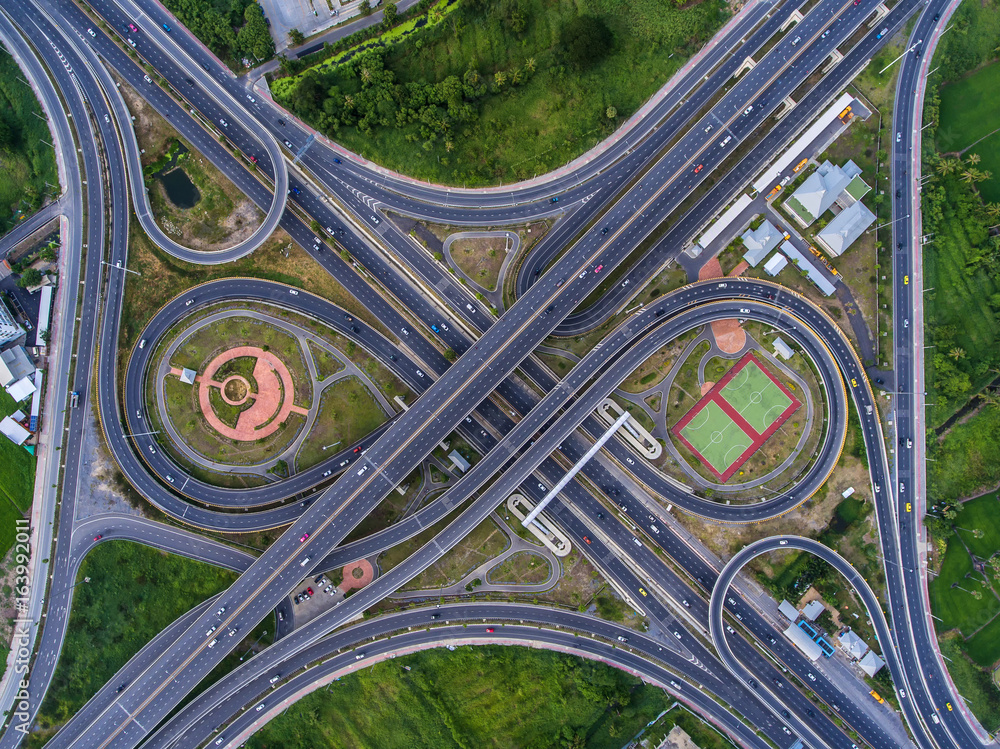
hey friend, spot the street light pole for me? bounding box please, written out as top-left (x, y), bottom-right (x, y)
top-left (322, 441), bottom-right (341, 451)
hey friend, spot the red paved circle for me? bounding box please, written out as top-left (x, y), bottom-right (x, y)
top-left (177, 346), bottom-right (310, 441)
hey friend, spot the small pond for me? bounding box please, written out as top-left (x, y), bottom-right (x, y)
top-left (153, 142), bottom-right (200, 209)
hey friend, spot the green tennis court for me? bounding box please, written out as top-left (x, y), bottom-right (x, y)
top-left (720, 360), bottom-right (793, 434)
top-left (679, 401), bottom-right (754, 475)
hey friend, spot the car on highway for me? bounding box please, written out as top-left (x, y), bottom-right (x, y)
top-left (247, 94), bottom-right (256, 103)
top-left (269, 674), bottom-right (280, 684)
top-left (299, 532), bottom-right (309, 542)
top-left (283, 140), bottom-right (293, 148)
top-left (162, 23), bottom-right (171, 32)
top-left (94, 534), bottom-right (102, 541)
top-left (904, 275), bottom-right (909, 285)
top-left (583, 536), bottom-right (591, 544)
top-left (128, 23), bottom-right (138, 32)
top-left (681, 599), bottom-right (690, 607)
top-left (255, 703), bottom-right (266, 712)
top-left (638, 587), bottom-right (648, 597)
top-left (743, 105), bottom-right (753, 115)
top-left (87, 28), bottom-right (95, 36)
top-left (333, 157), bottom-right (342, 163)
top-left (550, 197), bottom-right (558, 203)
top-left (486, 627), bottom-right (494, 633)
top-left (719, 135), bottom-right (732, 147)
top-left (216, 606), bottom-right (226, 616)
top-left (594, 265), bottom-right (603, 274)
top-left (947, 702), bottom-right (953, 711)
top-left (228, 627), bottom-right (238, 637)
top-left (127, 38), bottom-right (136, 47)
top-left (322, 470), bottom-right (332, 477)
top-left (601, 227), bottom-right (609, 234)
top-left (906, 502), bottom-right (912, 512)
top-left (694, 164), bottom-right (703, 174)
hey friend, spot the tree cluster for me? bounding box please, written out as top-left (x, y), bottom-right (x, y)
top-left (282, 47), bottom-right (537, 150)
top-left (163, 0), bottom-right (274, 65)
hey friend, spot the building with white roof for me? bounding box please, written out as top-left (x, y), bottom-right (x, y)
top-left (35, 286), bottom-right (52, 348)
top-left (180, 368), bottom-right (198, 385)
top-left (0, 346), bottom-right (33, 387)
top-left (0, 416), bottom-right (30, 446)
top-left (802, 600), bottom-right (825, 621)
top-left (817, 201), bottom-right (876, 256)
top-left (6, 376), bottom-right (36, 403)
top-left (742, 220), bottom-right (784, 266)
top-left (785, 624), bottom-right (822, 661)
top-left (0, 299), bottom-right (24, 346)
top-left (773, 337), bottom-right (794, 360)
top-left (781, 241), bottom-right (837, 296)
top-left (763, 253), bottom-right (788, 276)
top-left (859, 650), bottom-right (885, 677)
top-left (838, 629), bottom-right (869, 660)
top-left (785, 161), bottom-right (856, 226)
top-left (779, 600), bottom-right (800, 622)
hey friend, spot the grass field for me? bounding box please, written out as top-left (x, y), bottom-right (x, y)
top-left (29, 542), bottom-right (236, 745)
top-left (938, 60), bottom-right (1000, 203)
top-left (274, 0), bottom-right (726, 186)
top-left (679, 400), bottom-right (752, 475)
top-left (245, 645), bottom-right (672, 749)
top-left (928, 408), bottom-right (1000, 501)
top-left (939, 636), bottom-right (1000, 732)
top-left (295, 377), bottom-right (387, 471)
top-left (929, 493), bottom-right (1000, 668)
top-left (721, 360), bottom-right (793, 434)
top-left (0, 48), bottom-right (58, 237)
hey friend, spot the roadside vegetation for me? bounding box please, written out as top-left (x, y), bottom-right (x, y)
top-left (270, 0), bottom-right (726, 185)
top-left (244, 645), bottom-right (673, 749)
top-left (117, 76), bottom-right (264, 251)
top-left (162, 0), bottom-right (274, 69)
top-left (0, 390), bottom-right (33, 558)
top-left (920, 0), bottom-right (1000, 424)
top-left (0, 46), bottom-right (59, 237)
top-left (28, 542), bottom-right (236, 746)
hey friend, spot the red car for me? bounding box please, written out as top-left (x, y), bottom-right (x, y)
top-left (486, 628), bottom-right (494, 633)
top-left (306, 587), bottom-right (313, 596)
top-left (583, 536), bottom-right (591, 544)
top-left (299, 532), bottom-right (309, 543)
top-left (353, 446), bottom-right (362, 453)
top-left (594, 265), bottom-right (603, 274)
top-left (694, 164), bottom-right (704, 174)
top-left (94, 534), bottom-right (103, 541)
top-left (128, 23), bottom-right (138, 32)
top-left (249, 155), bottom-right (258, 164)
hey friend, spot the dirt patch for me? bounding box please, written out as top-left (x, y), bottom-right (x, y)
top-left (710, 318), bottom-right (746, 354)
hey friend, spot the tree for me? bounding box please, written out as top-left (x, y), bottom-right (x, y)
top-left (17, 268), bottom-right (42, 288)
top-left (310, 219), bottom-right (323, 234)
top-left (288, 28), bottom-right (305, 45)
top-left (237, 4), bottom-right (275, 62)
top-left (949, 347), bottom-right (966, 360)
top-left (359, 0), bottom-right (372, 15)
top-left (560, 16), bottom-right (613, 68)
top-left (382, 2), bottom-right (398, 27)
top-left (605, 105), bottom-right (617, 120)
top-left (968, 152), bottom-right (981, 166)
top-left (444, 349), bottom-right (457, 361)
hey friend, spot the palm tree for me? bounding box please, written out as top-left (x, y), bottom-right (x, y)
top-left (360, 67), bottom-right (372, 84)
top-left (949, 347), bottom-right (966, 360)
top-left (524, 57), bottom-right (536, 73)
top-left (936, 158), bottom-right (957, 176)
top-left (986, 203), bottom-right (1000, 220)
top-left (968, 152), bottom-right (982, 166)
top-left (961, 169), bottom-right (977, 183)
top-left (494, 70), bottom-right (507, 88)
top-left (344, 94), bottom-right (355, 109)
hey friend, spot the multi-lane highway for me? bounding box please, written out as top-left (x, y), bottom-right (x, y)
top-left (0, 0), bottom-right (982, 746)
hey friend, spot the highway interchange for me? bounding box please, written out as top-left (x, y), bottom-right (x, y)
top-left (0, 0), bottom-right (983, 746)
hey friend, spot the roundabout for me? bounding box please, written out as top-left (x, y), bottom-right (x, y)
top-left (145, 305), bottom-right (394, 482)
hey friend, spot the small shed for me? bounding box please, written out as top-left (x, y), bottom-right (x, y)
top-left (773, 337), bottom-right (794, 361)
top-left (448, 450), bottom-right (470, 473)
top-left (802, 600), bottom-right (825, 622)
top-left (180, 368), bottom-right (198, 385)
top-left (764, 253), bottom-right (788, 276)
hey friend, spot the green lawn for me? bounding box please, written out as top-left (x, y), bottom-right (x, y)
top-left (272, 0), bottom-right (726, 186)
top-left (939, 636), bottom-right (1000, 732)
top-left (928, 409), bottom-right (1000, 501)
top-left (937, 60), bottom-right (1000, 202)
top-left (720, 360), bottom-right (793, 434)
top-left (0, 48), bottom-right (59, 236)
top-left (928, 538), bottom-right (998, 635)
top-left (29, 542), bottom-right (236, 745)
top-left (679, 400), bottom-right (753, 475)
top-left (964, 613), bottom-right (1000, 668)
top-left (920, 174), bottom-right (999, 424)
top-left (245, 645), bottom-right (671, 749)
top-left (296, 377), bottom-right (387, 471)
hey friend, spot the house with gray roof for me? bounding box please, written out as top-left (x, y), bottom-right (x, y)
top-left (817, 201), bottom-right (876, 256)
top-left (785, 161), bottom-right (854, 226)
top-left (742, 220), bottom-right (784, 266)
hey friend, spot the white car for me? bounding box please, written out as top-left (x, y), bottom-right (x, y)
top-left (247, 94), bottom-right (256, 103)
top-left (87, 28), bottom-right (95, 36)
top-left (255, 703), bottom-right (266, 712)
top-left (289, 289), bottom-right (299, 295)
